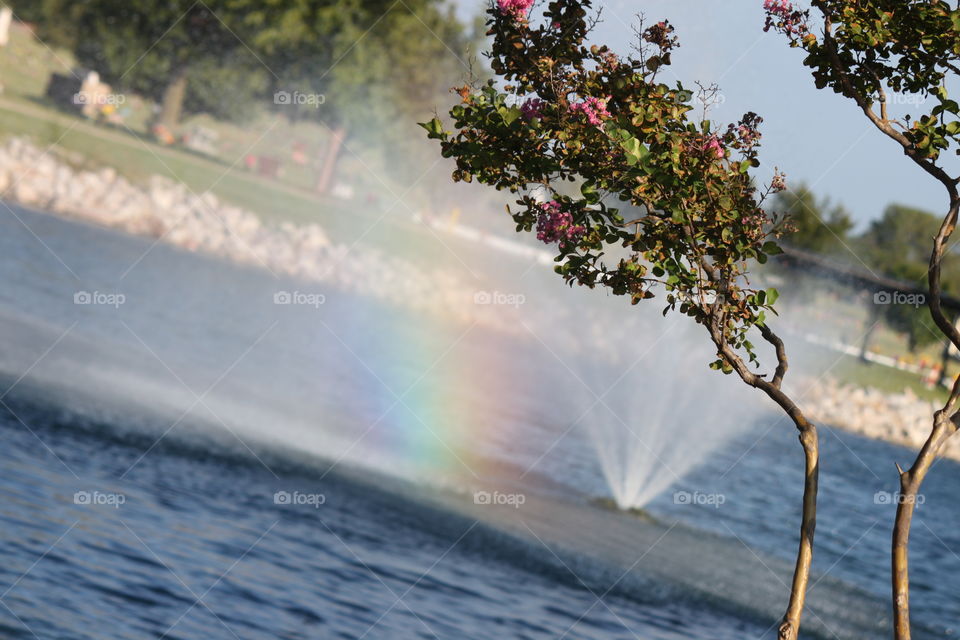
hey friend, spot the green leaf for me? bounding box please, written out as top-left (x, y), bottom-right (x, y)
top-left (761, 241), bottom-right (783, 255)
top-left (418, 117), bottom-right (445, 139)
top-left (620, 136), bottom-right (649, 167)
top-left (765, 287), bottom-right (780, 305)
top-left (581, 180), bottom-right (600, 204)
top-left (499, 105), bottom-right (522, 125)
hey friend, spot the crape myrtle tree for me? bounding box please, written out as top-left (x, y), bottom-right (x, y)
top-left (422, 1), bottom-right (819, 638)
top-left (765, 2), bottom-right (960, 637)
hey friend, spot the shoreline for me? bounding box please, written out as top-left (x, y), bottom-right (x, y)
top-left (797, 375), bottom-right (956, 460)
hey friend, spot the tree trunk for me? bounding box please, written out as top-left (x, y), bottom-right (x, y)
top-left (779, 425), bottom-right (819, 640)
top-left (859, 299), bottom-right (881, 362)
top-left (892, 416), bottom-right (957, 640)
top-left (157, 64), bottom-right (189, 132)
top-left (316, 125), bottom-right (347, 195)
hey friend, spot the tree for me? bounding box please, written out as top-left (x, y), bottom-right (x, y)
top-left (765, 2), bottom-right (960, 636)
top-left (422, 2), bottom-right (818, 638)
top-left (34, 0), bottom-right (266, 130)
top-left (245, 0), bottom-right (480, 193)
top-left (775, 183), bottom-right (853, 253)
top-left (859, 205), bottom-right (948, 352)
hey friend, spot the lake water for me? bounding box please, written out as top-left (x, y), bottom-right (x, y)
top-left (0, 203), bottom-right (956, 639)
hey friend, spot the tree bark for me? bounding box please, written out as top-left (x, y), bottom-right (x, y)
top-left (705, 317), bottom-right (819, 640)
top-left (779, 425), bottom-right (819, 640)
top-left (892, 416), bottom-right (956, 640)
top-left (156, 63), bottom-right (189, 132)
top-left (859, 300), bottom-right (881, 362)
top-left (316, 125), bottom-right (347, 195)
top-left (891, 198), bottom-right (960, 640)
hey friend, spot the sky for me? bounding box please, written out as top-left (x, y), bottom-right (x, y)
top-left (452, 0), bottom-right (960, 229)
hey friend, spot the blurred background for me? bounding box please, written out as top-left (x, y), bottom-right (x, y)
top-left (0, 2), bottom-right (959, 640)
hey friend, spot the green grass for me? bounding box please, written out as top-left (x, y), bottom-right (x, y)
top-left (793, 341), bottom-right (949, 403)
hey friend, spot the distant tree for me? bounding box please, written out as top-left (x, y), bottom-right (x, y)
top-left (859, 205), bottom-right (941, 279)
top-left (245, 0), bottom-right (479, 193)
top-left (858, 205), bottom-right (958, 352)
top-left (34, 0), bottom-right (266, 130)
top-left (775, 184), bottom-right (853, 253)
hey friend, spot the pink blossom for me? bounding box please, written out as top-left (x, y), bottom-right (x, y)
top-left (521, 98), bottom-right (545, 120)
top-left (763, 0), bottom-right (807, 35)
top-left (771, 171), bottom-right (787, 193)
top-left (704, 136), bottom-right (724, 159)
top-left (568, 96), bottom-right (611, 127)
top-left (497, 0), bottom-right (535, 21)
top-left (536, 201), bottom-right (585, 248)
top-left (763, 0), bottom-right (792, 18)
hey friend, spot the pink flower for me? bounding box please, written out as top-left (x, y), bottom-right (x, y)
top-left (704, 135), bottom-right (724, 159)
top-left (771, 171), bottom-right (787, 193)
top-left (521, 98), bottom-right (545, 120)
top-left (568, 96), bottom-right (611, 127)
top-left (763, 0), bottom-right (807, 35)
top-left (763, 0), bottom-right (792, 18)
top-left (497, 0), bottom-right (535, 21)
top-left (536, 201), bottom-right (585, 248)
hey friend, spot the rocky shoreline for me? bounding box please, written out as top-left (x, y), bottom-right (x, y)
top-left (0, 137), bottom-right (504, 327)
top-left (800, 376), bottom-right (959, 460)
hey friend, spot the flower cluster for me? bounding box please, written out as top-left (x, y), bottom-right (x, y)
top-left (497, 0), bottom-right (535, 21)
top-left (702, 135), bottom-right (725, 159)
top-left (642, 20), bottom-right (678, 52)
top-left (763, 0), bottom-right (808, 36)
top-left (770, 171), bottom-right (787, 193)
top-left (728, 112), bottom-right (763, 149)
top-left (535, 201), bottom-right (585, 247)
top-left (569, 96), bottom-right (611, 127)
top-left (521, 98), bottom-right (545, 120)
top-left (741, 212), bottom-right (768, 242)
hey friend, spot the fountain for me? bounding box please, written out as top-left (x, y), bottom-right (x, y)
top-left (577, 334), bottom-right (758, 511)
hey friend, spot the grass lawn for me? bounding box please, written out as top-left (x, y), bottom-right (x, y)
top-left (792, 340), bottom-right (950, 403)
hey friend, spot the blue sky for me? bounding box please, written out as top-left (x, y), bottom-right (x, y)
top-left (453, 0), bottom-right (958, 229)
